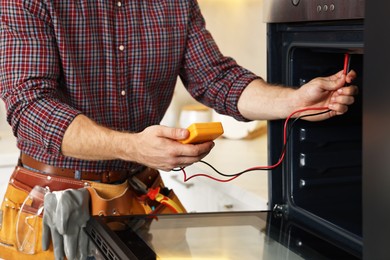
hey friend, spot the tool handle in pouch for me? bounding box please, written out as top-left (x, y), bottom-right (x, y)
top-left (15, 185), bottom-right (49, 254)
top-left (146, 187), bottom-right (184, 214)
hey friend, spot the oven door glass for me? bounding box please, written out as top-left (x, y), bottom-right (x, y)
top-left (85, 212), bottom-right (360, 260)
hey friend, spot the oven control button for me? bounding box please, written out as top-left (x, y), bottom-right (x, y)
top-left (292, 0), bottom-right (300, 6)
top-left (323, 5), bottom-right (329, 11)
top-left (317, 5), bottom-right (322, 12)
top-left (330, 4), bottom-right (335, 11)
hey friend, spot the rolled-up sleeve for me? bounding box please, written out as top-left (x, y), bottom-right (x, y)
top-left (180, 0), bottom-right (261, 122)
top-left (0, 1), bottom-right (80, 155)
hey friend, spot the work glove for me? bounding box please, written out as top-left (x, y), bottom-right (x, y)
top-left (42, 188), bottom-right (92, 260)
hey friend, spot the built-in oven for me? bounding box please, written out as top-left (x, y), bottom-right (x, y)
top-left (264, 0), bottom-right (364, 258)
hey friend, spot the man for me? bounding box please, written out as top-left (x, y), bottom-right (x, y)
top-left (0, 0), bottom-right (357, 259)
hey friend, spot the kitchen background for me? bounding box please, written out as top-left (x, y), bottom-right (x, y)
top-left (0, 0), bottom-right (269, 212)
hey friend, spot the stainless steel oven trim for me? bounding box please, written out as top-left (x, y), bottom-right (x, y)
top-left (264, 0), bottom-right (365, 23)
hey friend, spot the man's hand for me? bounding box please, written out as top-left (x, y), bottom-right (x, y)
top-left (296, 70), bottom-right (358, 120)
top-left (237, 70), bottom-right (358, 121)
top-left (62, 115), bottom-right (215, 170)
top-left (121, 125), bottom-right (215, 171)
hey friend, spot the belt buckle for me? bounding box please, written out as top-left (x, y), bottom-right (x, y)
top-left (130, 165), bottom-right (147, 177)
top-left (102, 171), bottom-right (128, 184)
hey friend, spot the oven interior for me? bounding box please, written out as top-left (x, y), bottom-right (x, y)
top-left (288, 48), bottom-right (363, 235)
top-left (267, 21), bottom-right (363, 256)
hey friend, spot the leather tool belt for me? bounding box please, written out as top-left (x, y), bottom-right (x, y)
top-left (20, 153), bottom-right (144, 184)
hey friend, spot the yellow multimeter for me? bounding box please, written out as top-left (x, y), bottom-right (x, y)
top-left (180, 122), bottom-right (224, 144)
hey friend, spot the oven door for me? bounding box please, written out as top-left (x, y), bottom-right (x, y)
top-left (267, 20), bottom-right (364, 258)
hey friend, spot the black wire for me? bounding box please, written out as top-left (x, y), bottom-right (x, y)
top-left (195, 109), bottom-right (332, 178)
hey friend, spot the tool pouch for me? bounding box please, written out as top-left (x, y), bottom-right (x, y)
top-left (148, 171), bottom-right (187, 215)
top-left (88, 180), bottom-right (150, 216)
top-left (0, 166), bottom-right (86, 259)
top-left (87, 169), bottom-right (186, 216)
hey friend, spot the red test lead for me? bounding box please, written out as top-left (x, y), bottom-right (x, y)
top-left (343, 53), bottom-right (350, 75)
top-left (178, 107), bottom-right (331, 183)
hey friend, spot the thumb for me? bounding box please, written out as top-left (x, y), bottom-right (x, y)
top-left (158, 126), bottom-right (189, 141)
top-left (321, 70), bottom-right (346, 91)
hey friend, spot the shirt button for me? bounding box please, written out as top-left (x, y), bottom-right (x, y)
top-left (119, 45), bottom-right (125, 51)
top-left (121, 90), bottom-right (126, 96)
top-left (117, 1), bottom-right (122, 7)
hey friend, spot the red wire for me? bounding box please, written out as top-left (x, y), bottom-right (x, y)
top-left (182, 53), bottom-right (349, 183)
top-left (180, 106), bottom-right (330, 183)
top-left (181, 167), bottom-right (240, 182)
top-left (343, 53), bottom-right (350, 75)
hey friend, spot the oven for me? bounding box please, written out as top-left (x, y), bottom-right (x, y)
top-left (264, 0), bottom-right (364, 258)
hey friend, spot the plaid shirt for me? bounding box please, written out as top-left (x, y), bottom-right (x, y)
top-left (0, 0), bottom-right (259, 171)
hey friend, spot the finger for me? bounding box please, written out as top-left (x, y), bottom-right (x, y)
top-left (328, 103), bottom-right (349, 115)
top-left (198, 148), bottom-right (213, 160)
top-left (177, 143), bottom-right (214, 166)
top-left (331, 95), bottom-right (355, 106)
top-left (174, 154), bottom-right (209, 168)
top-left (178, 141), bottom-right (214, 157)
top-left (331, 88), bottom-right (356, 104)
top-left (161, 142), bottom-right (214, 170)
top-left (319, 71), bottom-right (346, 92)
top-left (336, 85), bottom-right (359, 96)
top-left (346, 70), bottom-right (357, 83)
top-left (327, 70), bottom-right (344, 81)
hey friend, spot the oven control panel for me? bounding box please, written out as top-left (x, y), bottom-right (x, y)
top-left (264, 0), bottom-right (365, 23)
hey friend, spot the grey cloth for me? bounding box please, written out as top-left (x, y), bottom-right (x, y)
top-left (42, 188), bottom-right (92, 260)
